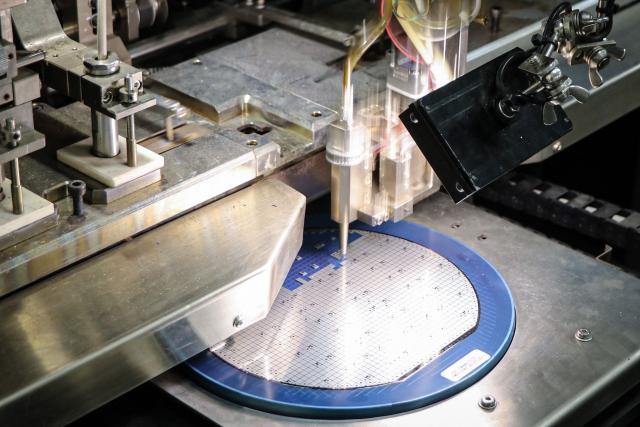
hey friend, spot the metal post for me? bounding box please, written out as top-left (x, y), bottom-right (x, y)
top-left (9, 158), bottom-right (22, 214)
top-left (91, 0), bottom-right (119, 158)
top-left (97, 0), bottom-right (108, 60)
top-left (126, 115), bottom-right (136, 167)
top-left (122, 74), bottom-right (138, 167)
top-left (91, 110), bottom-right (120, 157)
top-left (4, 119), bottom-right (23, 214)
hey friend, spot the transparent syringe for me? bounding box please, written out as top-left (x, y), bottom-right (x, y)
top-left (328, 0), bottom-right (479, 256)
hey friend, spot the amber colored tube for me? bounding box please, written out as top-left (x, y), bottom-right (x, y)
top-left (341, 0), bottom-right (393, 122)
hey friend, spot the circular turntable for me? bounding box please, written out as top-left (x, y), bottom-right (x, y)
top-left (184, 218), bottom-right (515, 419)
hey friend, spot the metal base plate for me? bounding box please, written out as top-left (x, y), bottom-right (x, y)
top-left (184, 218), bottom-right (515, 419)
top-left (0, 179), bottom-right (55, 241)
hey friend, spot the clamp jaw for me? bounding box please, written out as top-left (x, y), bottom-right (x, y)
top-left (497, 0), bottom-right (625, 125)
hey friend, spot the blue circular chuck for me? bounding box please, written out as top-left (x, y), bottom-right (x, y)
top-left (184, 218), bottom-right (515, 419)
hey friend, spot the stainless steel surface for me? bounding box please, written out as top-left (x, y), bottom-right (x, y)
top-left (213, 228), bottom-right (478, 389)
top-left (91, 110), bottom-right (120, 158)
top-left (157, 191), bottom-right (640, 426)
top-left (150, 28), bottom-right (380, 128)
top-left (128, 12), bottom-right (229, 61)
top-left (268, 150), bottom-right (330, 203)
top-left (1, 97), bottom-right (275, 295)
top-left (16, 50), bottom-right (45, 68)
top-left (0, 179), bottom-right (306, 427)
top-left (225, 4), bottom-right (354, 47)
top-left (4, 30), bottom-right (351, 294)
top-left (12, 69), bottom-right (41, 105)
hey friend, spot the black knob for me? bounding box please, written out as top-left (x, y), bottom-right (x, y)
top-left (68, 180), bottom-right (86, 217)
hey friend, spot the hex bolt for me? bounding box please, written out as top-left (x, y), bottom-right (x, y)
top-left (232, 316), bottom-right (244, 328)
top-left (478, 394), bottom-right (497, 411)
top-left (575, 328), bottom-right (592, 342)
top-left (120, 74), bottom-right (139, 104)
top-left (68, 180), bottom-right (86, 217)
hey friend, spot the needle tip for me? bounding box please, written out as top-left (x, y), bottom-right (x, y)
top-left (339, 221), bottom-right (349, 257)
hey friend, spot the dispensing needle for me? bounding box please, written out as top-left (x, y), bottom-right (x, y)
top-left (340, 217), bottom-right (349, 257)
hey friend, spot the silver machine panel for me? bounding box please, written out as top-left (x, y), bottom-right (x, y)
top-left (0, 0), bottom-right (639, 425)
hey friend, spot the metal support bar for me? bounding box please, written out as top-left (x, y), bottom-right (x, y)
top-left (96, 0), bottom-right (108, 60)
top-left (8, 158), bottom-right (22, 214)
top-left (1, 118), bottom-right (24, 214)
top-left (126, 114), bottom-right (136, 167)
top-left (0, 179), bottom-right (305, 427)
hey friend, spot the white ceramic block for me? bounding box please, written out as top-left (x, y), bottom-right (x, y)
top-left (57, 138), bottom-right (164, 187)
top-left (0, 179), bottom-right (55, 239)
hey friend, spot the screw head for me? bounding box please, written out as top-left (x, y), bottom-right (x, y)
top-left (575, 328), bottom-right (592, 342)
top-left (478, 395), bottom-right (497, 411)
top-left (552, 141), bottom-right (563, 152)
top-left (102, 90), bottom-right (113, 104)
top-left (192, 58), bottom-right (202, 65)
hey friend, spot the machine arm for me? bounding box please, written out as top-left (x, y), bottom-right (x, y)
top-left (400, 0), bottom-right (625, 202)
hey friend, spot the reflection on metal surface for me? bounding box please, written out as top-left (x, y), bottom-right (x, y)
top-left (0, 180), bottom-right (305, 427)
top-left (139, 123), bottom-right (210, 153)
top-left (1, 121), bottom-right (257, 296)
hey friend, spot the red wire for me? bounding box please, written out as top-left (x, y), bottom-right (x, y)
top-left (382, 0), bottom-right (423, 63)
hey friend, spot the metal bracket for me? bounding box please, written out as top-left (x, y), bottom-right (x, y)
top-left (11, 0), bottom-right (156, 118)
